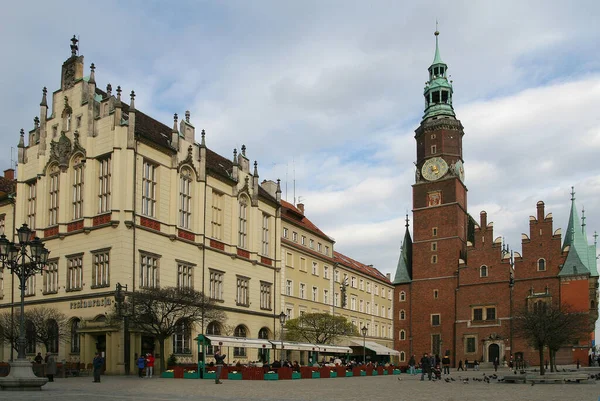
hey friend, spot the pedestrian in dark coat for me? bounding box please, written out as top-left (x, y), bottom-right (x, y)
top-left (420, 353), bottom-right (432, 381)
top-left (45, 353), bottom-right (57, 382)
top-left (93, 352), bottom-right (104, 383)
top-left (214, 348), bottom-right (226, 384)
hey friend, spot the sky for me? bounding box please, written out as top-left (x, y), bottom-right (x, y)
top-left (1, 0), bottom-right (599, 281)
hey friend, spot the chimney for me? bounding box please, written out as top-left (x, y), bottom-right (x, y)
top-left (297, 203), bottom-right (305, 214)
top-left (480, 211), bottom-right (487, 228)
top-left (386, 273), bottom-right (391, 281)
top-left (4, 169), bottom-right (15, 181)
top-left (536, 201), bottom-right (545, 221)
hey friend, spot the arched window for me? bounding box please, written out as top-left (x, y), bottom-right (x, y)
top-left (179, 168), bottom-right (192, 229)
top-left (480, 265), bottom-right (488, 277)
top-left (71, 318), bottom-right (80, 353)
top-left (72, 154), bottom-right (85, 220)
top-left (173, 319), bottom-right (192, 354)
top-left (206, 321), bottom-right (221, 355)
top-left (48, 164), bottom-right (60, 226)
top-left (238, 197), bottom-right (248, 249)
top-left (537, 259), bottom-right (546, 271)
top-left (47, 319), bottom-right (59, 353)
top-left (400, 310), bottom-right (406, 320)
top-left (400, 330), bottom-right (406, 340)
top-left (25, 320), bottom-right (36, 354)
top-left (234, 325), bottom-right (247, 357)
top-left (258, 327), bottom-right (270, 363)
top-left (399, 291), bottom-right (406, 302)
top-left (258, 327), bottom-right (270, 340)
top-left (400, 351), bottom-right (406, 362)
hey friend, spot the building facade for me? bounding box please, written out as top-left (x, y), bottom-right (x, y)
top-left (0, 38), bottom-right (395, 373)
top-left (393, 31), bottom-right (599, 367)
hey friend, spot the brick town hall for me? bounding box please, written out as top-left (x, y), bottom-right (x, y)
top-left (392, 30), bottom-right (599, 367)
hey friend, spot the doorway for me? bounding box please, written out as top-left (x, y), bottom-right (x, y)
top-left (95, 334), bottom-right (107, 372)
top-left (488, 343), bottom-right (500, 363)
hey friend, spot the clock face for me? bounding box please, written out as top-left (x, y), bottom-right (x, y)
top-left (455, 160), bottom-right (465, 182)
top-left (421, 157), bottom-right (449, 181)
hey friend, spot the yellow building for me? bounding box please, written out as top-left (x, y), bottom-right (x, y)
top-left (0, 38), bottom-right (396, 373)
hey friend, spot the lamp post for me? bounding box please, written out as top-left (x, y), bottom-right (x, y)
top-left (361, 325), bottom-right (368, 364)
top-left (115, 283), bottom-right (130, 375)
top-left (0, 224), bottom-right (50, 390)
top-left (279, 311), bottom-right (287, 361)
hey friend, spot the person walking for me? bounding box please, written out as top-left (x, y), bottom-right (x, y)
top-left (442, 354), bottom-right (450, 375)
top-left (408, 354), bottom-right (416, 375)
top-left (457, 360), bottom-right (464, 371)
top-left (137, 354), bottom-right (146, 378)
top-left (34, 352), bottom-right (43, 364)
top-left (45, 353), bottom-right (56, 382)
top-left (145, 353), bottom-right (155, 378)
top-left (493, 357), bottom-right (499, 372)
top-left (92, 352), bottom-right (104, 383)
top-left (420, 353), bottom-right (432, 381)
top-left (214, 348), bottom-right (226, 384)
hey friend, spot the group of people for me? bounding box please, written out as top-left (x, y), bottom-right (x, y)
top-left (136, 352), bottom-right (155, 378)
top-left (33, 351), bottom-right (104, 383)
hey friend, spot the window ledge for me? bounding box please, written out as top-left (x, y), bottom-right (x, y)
top-left (66, 288), bottom-right (83, 293)
top-left (42, 291), bottom-right (58, 295)
top-left (91, 284), bottom-right (110, 289)
top-left (236, 302), bottom-right (250, 307)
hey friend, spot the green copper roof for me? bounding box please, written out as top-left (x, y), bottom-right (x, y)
top-left (559, 188), bottom-right (597, 277)
top-left (393, 217), bottom-right (413, 284)
top-left (432, 31), bottom-right (444, 65)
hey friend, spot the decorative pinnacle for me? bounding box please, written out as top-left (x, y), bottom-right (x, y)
top-left (276, 178), bottom-right (282, 193)
top-left (582, 207), bottom-right (586, 227)
top-left (18, 129), bottom-right (25, 147)
top-left (40, 87), bottom-right (48, 107)
top-left (34, 116), bottom-right (40, 128)
top-left (116, 86), bottom-right (122, 101)
top-left (241, 144), bottom-right (246, 156)
top-left (253, 161), bottom-right (258, 177)
top-left (130, 90), bottom-right (136, 109)
top-left (201, 129), bottom-right (206, 146)
top-left (405, 214), bottom-right (409, 228)
top-left (89, 63), bottom-right (96, 84)
top-left (106, 83), bottom-right (112, 96)
top-left (233, 148), bottom-right (238, 163)
top-left (570, 186), bottom-right (575, 201)
top-left (173, 113), bottom-right (179, 132)
top-left (185, 110), bottom-right (190, 123)
top-left (70, 35), bottom-right (79, 57)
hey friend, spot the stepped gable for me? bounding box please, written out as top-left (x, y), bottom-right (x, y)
top-left (334, 251), bottom-right (390, 284)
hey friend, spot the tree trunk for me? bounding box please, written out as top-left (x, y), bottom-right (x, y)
top-left (550, 350), bottom-right (555, 372)
top-left (538, 347), bottom-right (545, 375)
top-left (159, 339), bottom-right (166, 374)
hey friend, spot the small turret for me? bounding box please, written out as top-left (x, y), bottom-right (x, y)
top-left (422, 28), bottom-right (455, 121)
top-left (127, 90), bottom-right (136, 149)
top-left (171, 113), bottom-right (179, 150)
top-left (38, 87), bottom-right (48, 155)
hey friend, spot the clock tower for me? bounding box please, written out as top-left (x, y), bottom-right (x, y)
top-left (410, 29), bottom-right (468, 356)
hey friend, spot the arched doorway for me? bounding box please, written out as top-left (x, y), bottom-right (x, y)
top-left (488, 343), bottom-right (500, 363)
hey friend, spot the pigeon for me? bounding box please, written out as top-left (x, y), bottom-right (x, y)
top-left (450, 377), bottom-right (455, 382)
top-left (444, 378), bottom-right (450, 383)
top-left (397, 377), bottom-right (402, 381)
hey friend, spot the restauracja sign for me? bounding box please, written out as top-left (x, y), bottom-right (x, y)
top-left (70, 297), bottom-right (112, 309)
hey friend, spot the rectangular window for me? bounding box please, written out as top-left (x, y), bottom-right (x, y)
top-left (292, 232), bottom-right (298, 242)
top-left (323, 266), bottom-right (329, 279)
top-left (359, 299), bottom-right (364, 312)
top-left (388, 307), bottom-right (392, 318)
top-left (92, 250), bottom-right (110, 288)
top-left (260, 281), bottom-right (272, 310)
top-left (301, 236), bottom-right (306, 246)
top-left (473, 308), bottom-right (483, 321)
top-left (27, 181), bottom-right (36, 229)
top-left (312, 262), bottom-right (318, 275)
top-left (366, 302), bottom-right (370, 314)
top-left (211, 192), bottom-right (223, 239)
top-left (374, 285), bottom-right (379, 295)
top-left (209, 270), bottom-right (223, 300)
top-left (177, 262), bottom-right (193, 289)
top-left (466, 337), bottom-right (476, 353)
top-left (98, 157), bottom-right (111, 213)
top-left (238, 201), bottom-right (247, 249)
top-left (236, 276), bottom-right (249, 306)
top-left (285, 279), bottom-right (292, 296)
top-left (351, 277), bottom-right (356, 288)
top-left (359, 279), bottom-right (364, 291)
top-left (351, 297), bottom-right (357, 311)
top-left (283, 227), bottom-right (288, 238)
top-left (312, 286), bottom-right (318, 301)
top-left (325, 246), bottom-right (330, 255)
top-left (431, 255), bottom-right (438, 264)
top-left (374, 303), bottom-right (378, 316)
top-left (323, 289), bottom-right (328, 304)
top-left (0, 266), bottom-right (4, 296)
top-left (72, 161), bottom-right (84, 220)
top-left (67, 255), bottom-right (83, 291)
top-left (179, 172), bottom-right (192, 229)
top-left (432, 334), bottom-right (441, 355)
top-left (49, 171), bottom-right (60, 226)
top-left (486, 307), bottom-right (496, 321)
top-left (262, 214), bottom-right (269, 256)
top-left (334, 270), bottom-right (340, 282)
top-left (318, 243), bottom-right (322, 252)
top-left (431, 242), bottom-right (437, 251)
top-left (286, 252), bottom-right (293, 268)
top-left (334, 292), bottom-right (339, 307)
top-left (432, 227), bottom-right (438, 236)
top-left (431, 314), bottom-right (440, 326)
top-left (142, 161), bottom-right (157, 217)
top-left (366, 282), bottom-right (371, 293)
top-left (299, 283), bottom-right (306, 299)
top-left (140, 253), bottom-right (159, 288)
top-left (300, 258), bottom-right (306, 272)
top-left (24, 274), bottom-right (36, 296)
top-left (309, 239), bottom-right (314, 249)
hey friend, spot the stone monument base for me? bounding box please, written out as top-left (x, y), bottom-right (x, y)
top-left (0, 360), bottom-right (48, 391)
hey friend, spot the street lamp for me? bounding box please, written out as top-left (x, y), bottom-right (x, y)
top-left (361, 325), bottom-right (368, 364)
top-left (279, 311), bottom-right (287, 361)
top-left (0, 224), bottom-right (49, 390)
top-left (115, 283), bottom-right (130, 375)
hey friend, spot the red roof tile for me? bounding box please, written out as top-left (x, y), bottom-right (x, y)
top-left (281, 200), bottom-right (330, 240)
top-left (334, 251), bottom-right (390, 284)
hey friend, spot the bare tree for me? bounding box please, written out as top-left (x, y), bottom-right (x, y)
top-left (285, 313), bottom-right (357, 344)
top-left (123, 287), bottom-right (225, 372)
top-left (0, 311), bottom-right (19, 354)
top-left (514, 302), bottom-right (590, 375)
top-left (26, 307), bottom-right (69, 353)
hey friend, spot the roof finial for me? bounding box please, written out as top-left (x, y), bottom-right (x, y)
top-left (116, 86), bottom-right (122, 101)
top-left (570, 186), bottom-right (575, 201)
top-left (18, 129), bottom-right (25, 147)
top-left (89, 63), bottom-right (96, 84)
top-left (40, 87), bottom-right (48, 107)
top-left (200, 129), bottom-right (206, 146)
top-left (34, 116), bottom-right (39, 129)
top-left (173, 113), bottom-right (178, 133)
top-left (70, 35), bottom-right (79, 57)
top-left (594, 231), bottom-right (598, 246)
top-left (233, 148), bottom-right (238, 163)
top-left (185, 110), bottom-right (190, 123)
top-left (405, 214), bottom-right (410, 228)
top-left (106, 83), bottom-right (112, 97)
top-left (130, 90), bottom-right (136, 110)
top-left (253, 161), bottom-right (259, 177)
top-left (241, 144), bottom-right (246, 157)
top-left (582, 207), bottom-right (586, 228)
top-left (432, 22), bottom-right (443, 65)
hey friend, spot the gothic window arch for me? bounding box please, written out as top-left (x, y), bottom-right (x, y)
top-left (258, 327), bottom-right (270, 363)
top-left (480, 265), bottom-right (488, 278)
top-left (234, 325), bottom-right (248, 357)
top-left (71, 154), bottom-right (85, 220)
top-left (400, 310), bottom-right (406, 320)
top-left (537, 258), bottom-right (546, 272)
top-left (238, 196), bottom-right (249, 249)
top-left (71, 318), bottom-right (80, 353)
top-left (400, 351), bottom-right (406, 362)
top-left (399, 291), bottom-right (406, 302)
top-left (206, 321), bottom-right (221, 355)
top-left (179, 168), bottom-right (193, 229)
top-left (400, 330), bottom-right (406, 340)
top-left (48, 163), bottom-right (60, 226)
top-left (173, 319), bottom-right (192, 354)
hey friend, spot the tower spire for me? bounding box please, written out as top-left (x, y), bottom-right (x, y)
top-left (422, 27), bottom-right (455, 120)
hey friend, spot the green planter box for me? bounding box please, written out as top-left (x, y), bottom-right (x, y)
top-left (345, 371), bottom-right (353, 377)
top-left (372, 371), bottom-right (378, 376)
top-left (184, 371), bottom-right (199, 379)
top-left (228, 373), bottom-right (242, 380)
top-left (161, 371), bottom-right (175, 378)
top-left (392, 369), bottom-right (401, 375)
top-left (292, 372), bottom-right (301, 380)
top-left (264, 373), bottom-right (279, 380)
top-left (311, 371), bottom-right (320, 379)
top-left (330, 372), bottom-right (337, 378)
top-left (359, 371), bottom-right (366, 376)
top-left (383, 370), bottom-right (388, 375)
top-left (204, 371), bottom-right (216, 380)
